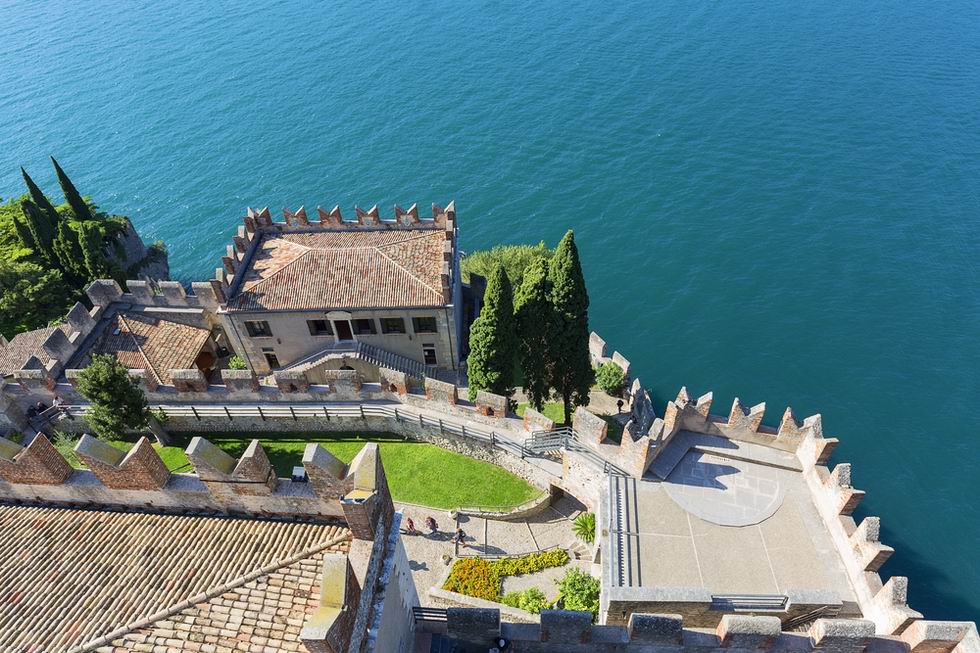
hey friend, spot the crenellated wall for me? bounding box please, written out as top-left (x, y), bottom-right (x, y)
top-left (215, 202), bottom-right (457, 306)
top-left (0, 433), bottom-right (383, 520)
top-left (423, 609), bottom-right (980, 653)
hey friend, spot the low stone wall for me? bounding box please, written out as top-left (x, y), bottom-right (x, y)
top-left (424, 608), bottom-right (980, 653)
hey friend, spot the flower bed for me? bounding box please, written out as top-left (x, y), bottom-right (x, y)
top-left (442, 549), bottom-right (569, 603)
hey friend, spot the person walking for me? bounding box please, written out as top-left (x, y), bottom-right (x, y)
top-left (425, 516), bottom-right (438, 536)
top-left (453, 527), bottom-right (467, 549)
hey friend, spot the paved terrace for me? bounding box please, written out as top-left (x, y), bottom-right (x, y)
top-left (608, 431), bottom-right (859, 613)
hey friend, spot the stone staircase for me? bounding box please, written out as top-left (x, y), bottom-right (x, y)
top-left (277, 340), bottom-right (436, 381)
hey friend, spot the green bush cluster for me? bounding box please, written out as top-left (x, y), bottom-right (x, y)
top-left (595, 361), bottom-right (626, 395)
top-left (443, 549), bottom-right (570, 604)
top-left (500, 587), bottom-right (549, 614)
top-left (556, 567), bottom-right (600, 620)
top-left (227, 355), bottom-right (248, 370)
top-left (460, 241), bottom-right (553, 286)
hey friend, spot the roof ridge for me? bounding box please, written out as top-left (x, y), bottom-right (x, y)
top-left (74, 530), bottom-right (351, 653)
top-left (373, 236), bottom-right (444, 298)
top-left (116, 314), bottom-right (163, 387)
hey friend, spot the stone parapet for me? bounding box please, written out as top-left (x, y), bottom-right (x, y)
top-left (475, 390), bottom-right (507, 417)
top-left (522, 407), bottom-right (555, 432)
top-left (426, 609), bottom-right (980, 653)
top-left (425, 377), bottom-right (458, 405)
top-left (0, 434), bottom-right (73, 485)
top-left (74, 435), bottom-right (170, 490)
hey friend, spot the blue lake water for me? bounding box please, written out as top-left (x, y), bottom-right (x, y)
top-left (1, 0), bottom-right (977, 621)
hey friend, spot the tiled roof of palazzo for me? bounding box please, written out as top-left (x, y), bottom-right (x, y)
top-left (79, 312), bottom-right (212, 385)
top-left (226, 229), bottom-right (449, 311)
top-left (0, 324), bottom-right (72, 375)
top-left (104, 550), bottom-right (330, 653)
top-left (0, 504), bottom-right (349, 653)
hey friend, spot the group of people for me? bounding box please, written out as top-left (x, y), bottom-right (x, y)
top-left (24, 396), bottom-right (65, 420)
top-left (403, 516), bottom-right (468, 548)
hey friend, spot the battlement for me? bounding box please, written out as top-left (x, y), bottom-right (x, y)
top-left (213, 201), bottom-right (458, 304)
top-left (85, 278), bottom-right (226, 312)
top-left (0, 433), bottom-right (393, 521)
top-left (425, 609), bottom-right (980, 653)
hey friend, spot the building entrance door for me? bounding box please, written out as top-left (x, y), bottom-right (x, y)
top-left (334, 320), bottom-right (354, 341)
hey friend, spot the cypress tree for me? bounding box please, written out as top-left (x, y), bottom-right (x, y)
top-left (52, 219), bottom-right (87, 282)
top-left (20, 200), bottom-right (56, 259)
top-left (466, 263), bottom-right (518, 401)
top-left (51, 157), bottom-right (94, 221)
top-left (10, 212), bottom-right (37, 251)
top-left (548, 230), bottom-right (594, 425)
top-left (76, 221), bottom-right (109, 278)
top-left (514, 257), bottom-right (554, 411)
top-left (21, 167), bottom-right (61, 227)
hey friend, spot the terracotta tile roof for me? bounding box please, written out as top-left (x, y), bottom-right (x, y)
top-left (0, 324), bottom-right (71, 375)
top-left (227, 230), bottom-right (449, 311)
top-left (82, 313), bottom-right (211, 385)
top-left (103, 551), bottom-right (328, 653)
top-left (0, 504), bottom-right (349, 653)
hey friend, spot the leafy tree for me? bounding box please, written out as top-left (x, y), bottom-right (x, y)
top-left (548, 230), bottom-right (594, 424)
top-left (513, 257), bottom-right (553, 410)
top-left (20, 200), bottom-right (56, 260)
top-left (572, 512), bottom-right (596, 545)
top-left (595, 361), bottom-right (626, 396)
top-left (76, 220), bottom-right (110, 278)
top-left (51, 157), bottom-right (94, 221)
top-left (74, 354), bottom-right (149, 439)
top-left (466, 264), bottom-right (518, 401)
top-left (21, 167), bottom-right (61, 227)
top-left (228, 355), bottom-right (248, 370)
top-left (555, 567), bottom-right (600, 621)
top-left (461, 241), bottom-right (553, 286)
top-left (0, 259), bottom-right (70, 335)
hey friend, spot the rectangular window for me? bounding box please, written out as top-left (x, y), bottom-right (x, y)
top-left (245, 320), bottom-right (272, 337)
top-left (422, 344), bottom-right (437, 365)
top-left (380, 317), bottom-right (406, 334)
top-left (412, 316), bottom-right (438, 334)
top-left (264, 352), bottom-right (280, 368)
top-left (353, 318), bottom-right (376, 335)
top-left (307, 319), bottom-right (333, 336)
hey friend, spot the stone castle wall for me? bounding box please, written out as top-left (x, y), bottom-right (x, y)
top-left (428, 609), bottom-right (980, 653)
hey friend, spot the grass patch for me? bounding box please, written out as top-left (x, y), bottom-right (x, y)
top-left (56, 431), bottom-right (540, 510)
top-left (515, 402), bottom-right (566, 425)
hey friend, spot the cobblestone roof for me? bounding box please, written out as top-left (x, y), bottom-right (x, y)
top-left (81, 312), bottom-right (211, 385)
top-left (227, 230), bottom-right (448, 311)
top-left (0, 504), bottom-right (349, 653)
top-left (0, 324), bottom-right (71, 375)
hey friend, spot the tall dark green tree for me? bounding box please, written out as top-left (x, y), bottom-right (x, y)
top-left (74, 354), bottom-right (149, 439)
top-left (51, 157), bottom-right (94, 221)
top-left (548, 230), bottom-right (594, 425)
top-left (52, 219), bottom-right (87, 282)
top-left (466, 263), bottom-right (518, 401)
top-left (514, 257), bottom-right (554, 411)
top-left (20, 200), bottom-right (56, 259)
top-left (76, 220), bottom-right (109, 278)
top-left (21, 167), bottom-right (61, 226)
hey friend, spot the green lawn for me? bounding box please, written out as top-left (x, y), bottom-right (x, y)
top-left (516, 402), bottom-right (567, 425)
top-left (53, 431), bottom-right (540, 510)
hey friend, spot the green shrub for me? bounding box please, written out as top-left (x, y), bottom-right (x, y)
top-left (501, 588), bottom-right (549, 614)
top-left (461, 242), bottom-right (553, 286)
top-left (573, 512), bottom-right (596, 545)
top-left (595, 361), bottom-right (626, 395)
top-left (443, 549), bottom-right (570, 604)
top-left (227, 355), bottom-right (248, 370)
top-left (555, 567), bottom-right (600, 621)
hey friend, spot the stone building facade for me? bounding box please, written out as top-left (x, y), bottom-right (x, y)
top-left (212, 203), bottom-right (465, 376)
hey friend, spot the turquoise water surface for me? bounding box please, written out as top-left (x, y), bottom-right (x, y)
top-left (1, 1), bottom-right (978, 620)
